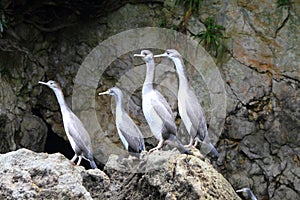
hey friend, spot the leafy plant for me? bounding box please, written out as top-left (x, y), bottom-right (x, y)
top-left (277, 0), bottom-right (290, 7)
top-left (0, 3), bottom-right (8, 34)
top-left (194, 17), bottom-right (226, 57)
top-left (158, 19), bottom-right (167, 28)
top-left (0, 13), bottom-right (7, 32)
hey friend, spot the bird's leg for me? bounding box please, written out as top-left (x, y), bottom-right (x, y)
top-left (149, 140), bottom-right (164, 154)
top-left (193, 138), bottom-right (199, 147)
top-left (76, 156), bottom-right (82, 166)
top-left (71, 154), bottom-right (78, 165)
top-left (185, 136), bottom-right (194, 148)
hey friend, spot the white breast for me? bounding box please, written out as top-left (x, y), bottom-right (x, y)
top-left (142, 92), bottom-right (163, 141)
top-left (116, 124), bottom-right (129, 150)
top-left (178, 89), bottom-right (193, 134)
top-left (62, 114), bottom-right (77, 151)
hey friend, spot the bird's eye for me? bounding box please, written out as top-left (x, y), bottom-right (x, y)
top-left (167, 51), bottom-right (170, 55)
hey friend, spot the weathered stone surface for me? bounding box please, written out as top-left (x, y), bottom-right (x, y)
top-left (105, 149), bottom-right (241, 200)
top-left (223, 58), bottom-right (272, 105)
top-left (185, 1), bottom-right (300, 199)
top-left (224, 106), bottom-right (256, 140)
top-left (0, 148), bottom-right (241, 200)
top-left (0, 0), bottom-right (299, 199)
top-left (0, 148), bottom-right (109, 199)
top-left (82, 168), bottom-right (111, 199)
top-left (0, 77), bottom-right (18, 153)
top-left (20, 114), bottom-right (47, 152)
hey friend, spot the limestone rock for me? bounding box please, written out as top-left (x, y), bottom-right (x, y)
top-left (0, 77), bottom-right (19, 153)
top-left (20, 114), bottom-right (47, 152)
top-left (0, 148), bottom-right (109, 199)
top-left (105, 149), bottom-right (241, 200)
top-left (223, 58), bottom-right (272, 105)
top-left (0, 148), bottom-right (241, 200)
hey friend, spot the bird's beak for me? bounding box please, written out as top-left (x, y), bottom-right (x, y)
top-left (38, 81), bottom-right (47, 85)
top-left (98, 90), bottom-right (110, 96)
top-left (153, 53), bottom-right (168, 58)
top-left (133, 54), bottom-right (145, 58)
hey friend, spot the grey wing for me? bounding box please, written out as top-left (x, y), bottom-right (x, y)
top-left (67, 112), bottom-right (93, 157)
top-left (118, 113), bottom-right (145, 152)
top-left (154, 90), bottom-right (173, 117)
top-left (151, 90), bottom-right (177, 139)
top-left (185, 90), bottom-right (208, 140)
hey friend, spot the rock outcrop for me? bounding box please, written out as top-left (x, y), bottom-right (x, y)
top-left (0, 148), bottom-right (240, 200)
top-left (105, 149), bottom-right (240, 200)
top-left (0, 148), bottom-right (109, 199)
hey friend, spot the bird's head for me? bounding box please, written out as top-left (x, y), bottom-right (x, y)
top-left (154, 49), bottom-right (181, 60)
top-left (134, 50), bottom-right (153, 62)
top-left (39, 80), bottom-right (62, 91)
top-left (98, 86), bottom-right (122, 97)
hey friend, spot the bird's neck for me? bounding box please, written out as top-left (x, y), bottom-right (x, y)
top-left (173, 57), bottom-right (189, 89)
top-left (53, 89), bottom-right (69, 113)
top-left (143, 59), bottom-right (155, 93)
top-left (114, 94), bottom-right (125, 116)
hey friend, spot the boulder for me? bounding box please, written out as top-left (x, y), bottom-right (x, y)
top-left (0, 148), bottom-right (109, 199)
top-left (105, 149), bottom-right (241, 200)
top-left (0, 148), bottom-right (240, 200)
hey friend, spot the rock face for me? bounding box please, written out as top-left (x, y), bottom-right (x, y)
top-left (0, 148), bottom-right (240, 200)
top-left (0, 0), bottom-right (299, 199)
top-left (192, 1), bottom-right (300, 199)
top-left (0, 148), bottom-right (109, 199)
top-left (105, 149), bottom-right (241, 200)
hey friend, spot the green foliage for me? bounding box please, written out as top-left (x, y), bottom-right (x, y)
top-left (194, 17), bottom-right (226, 57)
top-left (163, 1), bottom-right (229, 61)
top-left (0, 13), bottom-right (7, 33)
top-left (175, 0), bottom-right (202, 11)
top-left (277, 0), bottom-right (290, 7)
top-left (0, 4), bottom-right (7, 34)
top-left (158, 19), bottom-right (167, 28)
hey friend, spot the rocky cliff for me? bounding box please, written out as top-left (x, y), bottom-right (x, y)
top-left (0, 148), bottom-right (240, 200)
top-left (0, 0), bottom-right (299, 199)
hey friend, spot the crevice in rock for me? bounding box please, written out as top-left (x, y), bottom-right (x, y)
top-left (227, 100), bottom-right (244, 117)
top-left (231, 54), bottom-right (272, 76)
top-left (280, 74), bottom-right (300, 84)
top-left (274, 8), bottom-right (290, 38)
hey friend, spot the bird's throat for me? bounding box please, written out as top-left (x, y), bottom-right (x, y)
top-left (143, 60), bottom-right (155, 93)
top-left (53, 89), bottom-right (69, 113)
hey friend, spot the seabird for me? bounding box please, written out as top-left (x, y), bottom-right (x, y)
top-left (98, 87), bottom-right (145, 157)
top-left (39, 80), bottom-right (97, 169)
top-left (134, 50), bottom-right (191, 154)
top-left (154, 49), bottom-right (219, 157)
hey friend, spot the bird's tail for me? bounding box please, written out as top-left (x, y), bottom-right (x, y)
top-left (207, 142), bottom-right (219, 158)
top-left (89, 159), bottom-right (98, 169)
top-left (196, 137), bottom-right (219, 158)
top-left (168, 135), bottom-right (193, 155)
